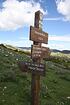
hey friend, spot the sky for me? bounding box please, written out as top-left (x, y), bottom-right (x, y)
top-left (0, 0), bottom-right (70, 50)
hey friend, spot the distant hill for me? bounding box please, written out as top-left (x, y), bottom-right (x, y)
top-left (51, 49), bottom-right (70, 54)
top-left (0, 44), bottom-right (7, 48)
top-left (19, 47), bottom-right (70, 54)
top-left (18, 47), bottom-right (31, 50)
top-left (61, 50), bottom-right (70, 54)
top-left (51, 49), bottom-right (61, 53)
top-left (0, 44), bottom-right (18, 50)
top-left (0, 44), bottom-right (70, 54)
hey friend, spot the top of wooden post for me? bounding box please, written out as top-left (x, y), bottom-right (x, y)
top-left (34, 10), bottom-right (43, 30)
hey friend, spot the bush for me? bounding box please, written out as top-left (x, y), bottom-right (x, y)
top-left (0, 70), bottom-right (16, 82)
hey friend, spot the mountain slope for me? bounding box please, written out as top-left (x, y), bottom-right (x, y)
top-left (0, 44), bottom-right (70, 105)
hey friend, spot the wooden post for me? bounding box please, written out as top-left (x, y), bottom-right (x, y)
top-left (18, 10), bottom-right (49, 105)
top-left (31, 11), bottom-right (43, 105)
top-left (31, 73), bottom-right (40, 105)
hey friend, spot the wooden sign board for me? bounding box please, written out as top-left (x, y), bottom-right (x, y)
top-left (18, 61), bottom-right (46, 76)
top-left (30, 26), bottom-right (48, 44)
top-left (31, 45), bottom-right (42, 58)
top-left (41, 46), bottom-right (51, 58)
top-left (31, 45), bottom-right (51, 59)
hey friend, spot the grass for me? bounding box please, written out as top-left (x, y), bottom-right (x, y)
top-left (0, 44), bottom-right (70, 105)
top-left (41, 61), bottom-right (70, 105)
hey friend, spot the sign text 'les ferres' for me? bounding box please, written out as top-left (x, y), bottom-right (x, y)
top-left (30, 26), bottom-right (48, 44)
top-left (18, 61), bottom-right (46, 76)
top-left (31, 45), bottom-right (50, 59)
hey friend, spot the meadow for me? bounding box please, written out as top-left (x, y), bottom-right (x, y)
top-left (0, 44), bottom-right (70, 105)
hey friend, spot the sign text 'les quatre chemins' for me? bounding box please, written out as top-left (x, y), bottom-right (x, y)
top-left (30, 26), bottom-right (48, 44)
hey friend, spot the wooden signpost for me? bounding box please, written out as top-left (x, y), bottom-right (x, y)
top-left (18, 10), bottom-right (50, 105)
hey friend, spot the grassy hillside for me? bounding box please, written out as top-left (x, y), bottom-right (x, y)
top-left (0, 44), bottom-right (70, 105)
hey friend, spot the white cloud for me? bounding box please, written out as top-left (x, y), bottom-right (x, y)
top-left (49, 43), bottom-right (64, 50)
top-left (42, 34), bottom-right (70, 50)
top-left (0, 39), bottom-right (32, 47)
top-left (19, 37), bottom-right (29, 40)
top-left (0, 0), bottom-right (46, 30)
top-left (49, 35), bottom-right (70, 42)
top-left (56, 0), bottom-right (70, 21)
top-left (42, 42), bottom-right (70, 50)
top-left (43, 17), bottom-right (64, 21)
top-left (0, 35), bottom-right (70, 50)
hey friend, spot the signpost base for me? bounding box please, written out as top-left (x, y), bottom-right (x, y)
top-left (31, 74), bottom-right (40, 105)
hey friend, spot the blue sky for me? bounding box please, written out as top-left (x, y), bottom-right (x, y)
top-left (0, 0), bottom-right (70, 50)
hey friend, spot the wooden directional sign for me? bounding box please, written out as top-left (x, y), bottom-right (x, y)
top-left (18, 61), bottom-right (46, 76)
top-left (30, 26), bottom-right (48, 44)
top-left (31, 45), bottom-right (42, 59)
top-left (41, 46), bottom-right (51, 58)
top-left (31, 45), bottom-right (51, 59)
